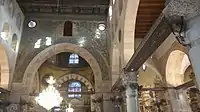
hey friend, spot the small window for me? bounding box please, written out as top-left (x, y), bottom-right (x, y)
top-left (16, 13), bottom-right (22, 30)
top-left (68, 82), bottom-right (81, 98)
top-left (11, 34), bottom-right (18, 51)
top-left (63, 21), bottom-right (73, 36)
top-left (118, 30), bottom-right (121, 42)
top-left (1, 23), bottom-right (9, 40)
top-left (69, 54), bottom-right (79, 64)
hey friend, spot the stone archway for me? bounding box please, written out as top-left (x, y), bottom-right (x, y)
top-left (0, 44), bottom-right (10, 89)
top-left (166, 50), bottom-right (192, 112)
top-left (166, 50), bottom-right (190, 86)
top-left (123, 0), bottom-right (140, 65)
top-left (23, 43), bottom-right (102, 93)
top-left (55, 73), bottom-right (94, 91)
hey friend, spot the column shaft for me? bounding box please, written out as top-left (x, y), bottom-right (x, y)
top-left (186, 15), bottom-right (200, 90)
top-left (123, 72), bottom-right (139, 112)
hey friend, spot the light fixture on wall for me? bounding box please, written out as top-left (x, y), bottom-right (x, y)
top-left (98, 23), bottom-right (106, 31)
top-left (142, 64), bottom-right (147, 71)
top-left (28, 20), bottom-right (37, 28)
top-left (35, 76), bottom-right (63, 110)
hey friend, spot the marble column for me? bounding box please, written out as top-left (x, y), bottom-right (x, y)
top-left (102, 93), bottom-right (115, 112)
top-left (91, 94), bottom-right (96, 112)
top-left (164, 0), bottom-right (200, 90)
top-left (186, 15), bottom-right (200, 90)
top-left (122, 72), bottom-right (139, 112)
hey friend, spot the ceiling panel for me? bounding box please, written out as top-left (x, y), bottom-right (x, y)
top-left (135, 0), bottom-right (165, 38)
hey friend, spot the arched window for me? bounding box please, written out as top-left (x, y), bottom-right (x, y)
top-left (68, 82), bottom-right (81, 98)
top-left (16, 13), bottom-right (22, 30)
top-left (69, 54), bottom-right (79, 64)
top-left (63, 21), bottom-right (73, 36)
top-left (1, 23), bottom-right (10, 40)
top-left (11, 34), bottom-right (18, 51)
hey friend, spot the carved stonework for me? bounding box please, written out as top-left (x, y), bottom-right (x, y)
top-left (6, 104), bottom-right (19, 112)
top-left (122, 72), bottom-right (138, 87)
top-left (164, 0), bottom-right (200, 20)
top-left (14, 21), bottom-right (110, 82)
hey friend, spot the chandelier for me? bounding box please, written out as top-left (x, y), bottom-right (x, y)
top-left (35, 76), bottom-right (63, 110)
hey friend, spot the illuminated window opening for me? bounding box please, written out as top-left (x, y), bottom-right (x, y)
top-left (45, 37), bottom-right (52, 46)
top-left (109, 6), bottom-right (112, 20)
top-left (68, 82), bottom-right (81, 98)
top-left (34, 39), bottom-right (42, 48)
top-left (69, 54), bottom-right (79, 64)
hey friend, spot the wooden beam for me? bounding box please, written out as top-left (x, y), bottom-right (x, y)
top-left (125, 13), bottom-right (171, 71)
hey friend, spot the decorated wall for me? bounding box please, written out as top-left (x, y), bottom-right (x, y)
top-left (13, 17), bottom-right (111, 83)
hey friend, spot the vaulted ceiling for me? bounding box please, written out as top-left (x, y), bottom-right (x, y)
top-left (135, 0), bottom-right (165, 38)
top-left (16, 0), bottom-right (109, 15)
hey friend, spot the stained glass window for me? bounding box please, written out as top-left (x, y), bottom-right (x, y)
top-left (69, 54), bottom-right (79, 64)
top-left (68, 82), bottom-right (81, 98)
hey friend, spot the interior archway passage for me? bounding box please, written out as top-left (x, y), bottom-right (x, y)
top-left (166, 50), bottom-right (190, 86)
top-left (0, 44), bottom-right (10, 89)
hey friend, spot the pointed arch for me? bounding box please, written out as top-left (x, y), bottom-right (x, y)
top-left (0, 44), bottom-right (10, 89)
top-left (55, 73), bottom-right (94, 91)
top-left (123, 0), bottom-right (140, 65)
top-left (23, 43), bottom-right (102, 94)
top-left (166, 50), bottom-right (190, 86)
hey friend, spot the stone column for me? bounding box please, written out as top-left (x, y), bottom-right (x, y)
top-left (91, 94), bottom-right (103, 112)
top-left (186, 15), bottom-right (200, 90)
top-left (122, 72), bottom-right (139, 112)
top-left (102, 93), bottom-right (115, 112)
top-left (164, 0), bottom-right (200, 90)
top-left (91, 94), bottom-right (96, 112)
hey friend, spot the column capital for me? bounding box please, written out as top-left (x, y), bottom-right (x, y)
top-left (122, 72), bottom-right (139, 89)
top-left (164, 0), bottom-right (200, 21)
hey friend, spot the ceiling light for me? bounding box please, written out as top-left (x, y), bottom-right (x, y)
top-left (142, 64), bottom-right (146, 71)
top-left (98, 23), bottom-right (106, 31)
top-left (131, 69), bottom-right (134, 71)
top-left (28, 20), bottom-right (37, 28)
